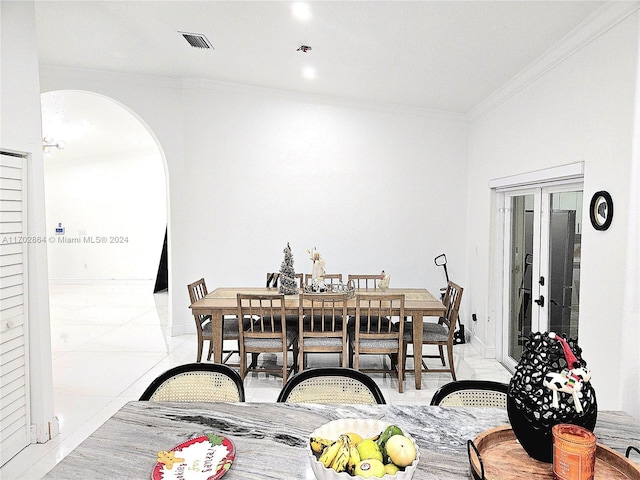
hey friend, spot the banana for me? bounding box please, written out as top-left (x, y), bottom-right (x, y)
top-left (346, 436), bottom-right (361, 475)
top-left (330, 435), bottom-right (351, 473)
top-left (310, 436), bottom-right (335, 454)
top-left (319, 437), bottom-right (344, 467)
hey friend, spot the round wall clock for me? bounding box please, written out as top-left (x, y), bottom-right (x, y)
top-left (589, 191), bottom-right (613, 231)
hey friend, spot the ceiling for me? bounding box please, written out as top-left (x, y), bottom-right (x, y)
top-left (35, 1), bottom-right (606, 159)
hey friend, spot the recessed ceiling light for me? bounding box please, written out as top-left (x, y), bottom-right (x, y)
top-left (292, 2), bottom-right (311, 21)
top-left (302, 66), bottom-right (316, 80)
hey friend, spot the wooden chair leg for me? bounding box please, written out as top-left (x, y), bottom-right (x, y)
top-left (438, 345), bottom-right (446, 366)
top-left (196, 336), bottom-right (203, 363)
top-left (298, 346), bottom-right (305, 372)
top-left (400, 341), bottom-right (406, 372)
top-left (447, 345), bottom-right (456, 380)
top-left (250, 353), bottom-right (259, 369)
top-left (354, 346), bottom-right (359, 371)
top-left (240, 351), bottom-right (247, 380)
top-left (282, 349), bottom-right (288, 385)
top-left (207, 340), bottom-right (214, 361)
top-left (397, 350), bottom-right (404, 394)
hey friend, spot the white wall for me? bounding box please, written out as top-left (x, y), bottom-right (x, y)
top-left (0, 1), bottom-right (56, 442)
top-left (39, 71), bottom-right (469, 337)
top-left (181, 84), bottom-right (469, 292)
top-left (44, 149), bottom-right (166, 281)
top-left (466, 12), bottom-right (640, 414)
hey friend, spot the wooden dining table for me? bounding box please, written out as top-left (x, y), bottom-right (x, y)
top-left (44, 401), bottom-right (640, 479)
top-left (190, 287), bottom-right (446, 390)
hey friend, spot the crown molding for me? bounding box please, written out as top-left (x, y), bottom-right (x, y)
top-left (181, 77), bottom-right (467, 124)
top-left (39, 65), bottom-right (182, 90)
top-left (467, 1), bottom-right (640, 121)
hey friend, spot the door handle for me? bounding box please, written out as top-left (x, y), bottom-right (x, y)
top-left (534, 295), bottom-right (545, 307)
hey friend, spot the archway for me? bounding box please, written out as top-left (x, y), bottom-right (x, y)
top-left (41, 90), bottom-right (167, 285)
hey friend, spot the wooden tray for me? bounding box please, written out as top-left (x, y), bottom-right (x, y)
top-left (468, 426), bottom-right (640, 480)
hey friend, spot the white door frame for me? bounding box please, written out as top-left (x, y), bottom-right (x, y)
top-left (490, 162), bottom-right (584, 370)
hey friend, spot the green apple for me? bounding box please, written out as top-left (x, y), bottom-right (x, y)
top-left (357, 438), bottom-right (383, 462)
top-left (385, 434), bottom-right (416, 467)
top-left (354, 459), bottom-right (386, 478)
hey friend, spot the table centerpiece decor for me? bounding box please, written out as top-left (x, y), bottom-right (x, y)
top-left (507, 331), bottom-right (597, 463)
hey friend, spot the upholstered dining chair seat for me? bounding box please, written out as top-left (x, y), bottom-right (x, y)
top-left (304, 336), bottom-right (344, 348)
top-left (244, 328), bottom-right (297, 349)
top-left (351, 337), bottom-right (400, 350)
top-left (200, 316), bottom-right (249, 338)
top-left (403, 321), bottom-right (449, 342)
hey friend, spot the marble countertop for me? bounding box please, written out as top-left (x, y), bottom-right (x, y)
top-left (44, 402), bottom-right (639, 479)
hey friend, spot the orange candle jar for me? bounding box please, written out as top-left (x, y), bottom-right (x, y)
top-left (552, 424), bottom-right (597, 480)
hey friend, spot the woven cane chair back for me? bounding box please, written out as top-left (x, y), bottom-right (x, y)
top-left (277, 368), bottom-right (386, 404)
top-left (430, 380), bottom-right (508, 408)
top-left (140, 363), bottom-right (244, 402)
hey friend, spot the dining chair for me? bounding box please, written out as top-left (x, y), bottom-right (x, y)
top-left (139, 363), bottom-right (245, 402)
top-left (266, 272), bottom-right (304, 289)
top-left (402, 280), bottom-right (463, 380)
top-left (303, 273), bottom-right (343, 287)
top-left (298, 293), bottom-right (348, 370)
top-left (266, 271), bottom-right (304, 333)
top-left (266, 272), bottom-right (280, 288)
top-left (276, 367), bottom-right (386, 404)
top-left (349, 294), bottom-right (405, 393)
top-left (347, 274), bottom-right (380, 290)
top-left (430, 380), bottom-right (508, 407)
top-left (236, 293), bottom-right (298, 385)
top-left (187, 278), bottom-right (241, 365)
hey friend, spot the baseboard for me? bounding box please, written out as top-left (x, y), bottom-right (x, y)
top-left (469, 335), bottom-right (497, 359)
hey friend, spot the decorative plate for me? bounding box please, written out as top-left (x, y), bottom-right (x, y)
top-left (151, 433), bottom-right (235, 480)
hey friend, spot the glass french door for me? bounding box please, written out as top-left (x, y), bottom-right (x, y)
top-left (502, 184), bottom-right (583, 369)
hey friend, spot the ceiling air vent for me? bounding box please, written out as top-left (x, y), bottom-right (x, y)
top-left (179, 31), bottom-right (213, 49)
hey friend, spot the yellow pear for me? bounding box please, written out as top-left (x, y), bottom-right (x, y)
top-left (357, 438), bottom-right (383, 462)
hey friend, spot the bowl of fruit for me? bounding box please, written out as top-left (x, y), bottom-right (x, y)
top-left (308, 418), bottom-right (419, 479)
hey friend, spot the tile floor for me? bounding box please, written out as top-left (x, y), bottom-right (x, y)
top-left (1, 281), bottom-right (511, 479)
